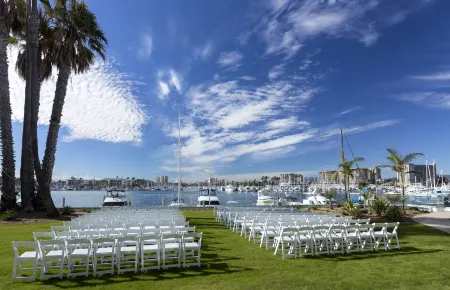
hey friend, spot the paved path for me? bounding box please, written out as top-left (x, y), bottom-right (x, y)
top-left (413, 212), bottom-right (450, 234)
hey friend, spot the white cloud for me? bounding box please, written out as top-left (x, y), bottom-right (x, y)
top-left (241, 76), bottom-right (256, 81)
top-left (268, 63), bottom-right (286, 80)
top-left (335, 106), bottom-right (363, 116)
top-left (137, 33), bottom-right (153, 60)
top-left (8, 47), bottom-right (147, 143)
top-left (169, 70), bottom-right (182, 93)
top-left (158, 81), bottom-right (170, 99)
top-left (217, 51), bottom-right (244, 71)
top-left (395, 92), bottom-right (450, 109)
top-left (194, 41), bottom-right (213, 60)
top-left (411, 72), bottom-right (450, 81)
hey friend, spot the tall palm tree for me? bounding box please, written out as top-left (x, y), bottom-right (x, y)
top-left (15, 7), bottom-right (53, 211)
top-left (0, 0), bottom-right (25, 211)
top-left (36, 0), bottom-right (107, 217)
top-left (378, 148), bottom-right (424, 210)
top-left (331, 156), bottom-right (365, 200)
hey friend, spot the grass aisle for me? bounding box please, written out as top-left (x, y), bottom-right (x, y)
top-left (0, 210), bottom-right (449, 289)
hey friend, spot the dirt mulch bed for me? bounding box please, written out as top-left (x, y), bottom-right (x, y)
top-left (0, 211), bottom-right (86, 226)
top-left (309, 207), bottom-right (416, 222)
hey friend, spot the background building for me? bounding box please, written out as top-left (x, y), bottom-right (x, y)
top-left (319, 168), bottom-right (381, 185)
top-left (402, 163), bottom-right (437, 185)
top-left (280, 173), bottom-right (303, 185)
top-left (155, 176), bottom-right (169, 186)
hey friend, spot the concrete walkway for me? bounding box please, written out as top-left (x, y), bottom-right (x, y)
top-left (413, 212), bottom-right (450, 234)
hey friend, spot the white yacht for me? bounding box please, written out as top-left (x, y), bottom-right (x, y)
top-left (256, 188), bottom-right (279, 206)
top-left (225, 184), bottom-right (237, 193)
top-left (102, 189), bottom-right (130, 207)
top-left (197, 188), bottom-right (220, 207)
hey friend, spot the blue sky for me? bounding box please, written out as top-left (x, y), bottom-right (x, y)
top-left (8, 0), bottom-right (450, 181)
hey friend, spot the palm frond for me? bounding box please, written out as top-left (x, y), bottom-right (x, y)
top-left (403, 152), bottom-right (424, 164)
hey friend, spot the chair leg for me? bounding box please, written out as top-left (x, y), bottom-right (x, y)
top-left (12, 259), bottom-right (17, 282)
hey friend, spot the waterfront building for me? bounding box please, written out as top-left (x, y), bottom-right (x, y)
top-left (402, 163), bottom-right (437, 186)
top-left (319, 168), bottom-right (381, 185)
top-left (279, 173), bottom-right (303, 185)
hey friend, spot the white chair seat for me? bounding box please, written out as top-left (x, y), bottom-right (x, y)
top-left (142, 245), bottom-right (159, 251)
top-left (96, 248), bottom-right (113, 255)
top-left (71, 249), bottom-right (89, 256)
top-left (184, 242), bottom-right (199, 249)
top-left (20, 251), bottom-right (39, 260)
top-left (164, 243), bottom-right (179, 250)
top-left (46, 250), bottom-right (64, 257)
top-left (119, 246), bottom-right (137, 253)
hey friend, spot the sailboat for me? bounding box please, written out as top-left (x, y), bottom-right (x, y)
top-left (169, 108), bottom-right (186, 208)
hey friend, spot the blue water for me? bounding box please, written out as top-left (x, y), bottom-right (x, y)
top-left (49, 189), bottom-right (260, 207)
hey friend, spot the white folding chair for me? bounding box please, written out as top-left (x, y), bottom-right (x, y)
top-left (66, 239), bottom-right (91, 277)
top-left (259, 221), bottom-right (278, 250)
top-left (120, 229), bottom-right (140, 237)
top-left (313, 225), bottom-right (330, 255)
top-left (182, 233), bottom-right (202, 267)
top-left (344, 225), bottom-right (360, 253)
top-left (77, 230), bottom-right (100, 239)
top-left (248, 220), bottom-right (264, 244)
top-left (358, 224), bottom-right (374, 252)
top-left (38, 240), bottom-right (66, 280)
top-left (92, 238), bottom-right (116, 276)
top-left (55, 231), bottom-right (78, 241)
top-left (140, 234), bottom-right (160, 271)
top-left (178, 227), bottom-right (196, 242)
top-left (12, 241), bottom-right (40, 282)
top-left (385, 222), bottom-right (400, 250)
top-left (161, 233), bottom-right (182, 269)
top-left (329, 225), bottom-right (345, 255)
top-left (116, 236), bottom-right (139, 274)
top-left (274, 227), bottom-right (297, 258)
top-left (51, 226), bottom-right (70, 238)
top-left (232, 213), bottom-right (244, 233)
top-left (372, 223), bottom-right (387, 251)
top-left (296, 226), bottom-right (314, 257)
top-left (33, 232), bottom-right (54, 242)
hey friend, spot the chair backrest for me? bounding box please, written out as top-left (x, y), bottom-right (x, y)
top-left (51, 226), bottom-right (70, 232)
top-left (358, 224), bottom-right (374, 232)
top-left (178, 226), bottom-right (196, 234)
top-left (280, 227), bottom-right (297, 237)
top-left (33, 232), bottom-right (53, 241)
top-left (92, 237), bottom-right (116, 248)
top-left (100, 230), bottom-right (121, 238)
top-left (297, 226), bottom-right (314, 236)
top-left (39, 239), bottom-right (66, 256)
top-left (66, 238), bottom-right (91, 253)
top-left (117, 235), bottom-right (139, 246)
top-left (12, 241), bottom-right (39, 258)
top-left (183, 232), bottom-right (202, 246)
top-left (140, 234), bottom-right (160, 245)
top-left (372, 223), bottom-right (386, 233)
top-left (313, 225), bottom-right (330, 236)
top-left (56, 231), bottom-right (78, 240)
top-left (357, 218), bottom-right (371, 224)
top-left (77, 230), bottom-right (100, 239)
top-left (161, 233), bottom-right (181, 244)
top-left (385, 222), bottom-right (399, 234)
top-left (121, 229), bottom-right (140, 236)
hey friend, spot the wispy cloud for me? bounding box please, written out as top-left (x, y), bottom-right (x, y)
top-left (335, 106), bottom-right (363, 116)
top-left (194, 41), bottom-right (213, 60)
top-left (8, 47), bottom-right (147, 143)
top-left (394, 92), bottom-right (450, 109)
top-left (217, 51), bottom-right (244, 71)
top-left (241, 76), bottom-right (256, 81)
top-left (156, 69), bottom-right (183, 100)
top-left (268, 63), bottom-right (286, 80)
top-left (410, 72), bottom-right (450, 81)
top-left (137, 33), bottom-right (153, 60)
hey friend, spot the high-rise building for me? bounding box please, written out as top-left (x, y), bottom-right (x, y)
top-left (318, 168), bottom-right (381, 185)
top-left (402, 163), bottom-right (437, 186)
top-left (156, 176), bottom-right (169, 185)
top-left (280, 173), bottom-right (303, 185)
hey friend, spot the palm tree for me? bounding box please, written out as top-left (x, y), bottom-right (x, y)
top-left (378, 148), bottom-right (424, 210)
top-left (34, 0), bottom-right (107, 217)
top-left (331, 156), bottom-right (365, 200)
top-left (15, 5), bottom-right (53, 211)
top-left (0, 0), bottom-right (25, 211)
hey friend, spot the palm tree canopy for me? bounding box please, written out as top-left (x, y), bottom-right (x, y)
top-left (0, 0), bottom-right (25, 33)
top-left (15, 9), bottom-right (52, 80)
top-left (378, 148), bottom-right (424, 172)
top-left (49, 0), bottom-right (107, 73)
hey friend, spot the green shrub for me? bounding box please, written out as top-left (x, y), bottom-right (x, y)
top-left (4, 210), bottom-right (17, 221)
top-left (371, 196), bottom-right (387, 216)
top-left (82, 208), bottom-right (92, 213)
top-left (341, 200), bottom-right (355, 216)
top-left (351, 207), bottom-right (364, 219)
top-left (385, 194), bottom-right (401, 205)
top-left (60, 205), bottom-right (74, 215)
top-left (385, 205), bottom-right (404, 222)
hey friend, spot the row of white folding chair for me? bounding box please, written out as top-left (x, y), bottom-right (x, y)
top-left (14, 232), bottom-right (202, 282)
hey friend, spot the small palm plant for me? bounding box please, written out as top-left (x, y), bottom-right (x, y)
top-left (378, 148), bottom-right (424, 210)
top-left (324, 189), bottom-right (337, 209)
top-left (331, 156), bottom-right (365, 200)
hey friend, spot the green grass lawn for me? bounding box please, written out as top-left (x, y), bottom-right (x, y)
top-left (1, 210), bottom-right (449, 290)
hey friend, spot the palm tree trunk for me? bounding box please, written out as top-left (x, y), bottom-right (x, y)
top-left (41, 66), bottom-right (71, 217)
top-left (20, 0), bottom-right (35, 212)
top-left (0, 28), bottom-right (17, 211)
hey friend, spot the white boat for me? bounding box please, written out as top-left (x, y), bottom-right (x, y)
top-left (256, 188), bottom-right (278, 206)
top-left (169, 198), bottom-right (186, 208)
top-left (102, 189), bottom-right (130, 207)
top-left (225, 185), bottom-right (237, 193)
top-left (197, 188), bottom-right (220, 207)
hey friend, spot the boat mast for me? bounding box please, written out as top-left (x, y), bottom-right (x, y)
top-left (177, 108), bottom-right (181, 205)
